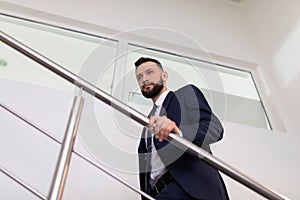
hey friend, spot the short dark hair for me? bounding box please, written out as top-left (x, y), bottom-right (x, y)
top-left (134, 57), bottom-right (163, 70)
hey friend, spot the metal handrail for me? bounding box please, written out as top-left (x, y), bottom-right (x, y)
top-left (0, 31), bottom-right (288, 200)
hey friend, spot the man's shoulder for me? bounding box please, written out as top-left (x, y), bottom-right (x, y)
top-left (175, 84), bottom-right (201, 95)
top-left (174, 84), bottom-right (209, 107)
top-left (164, 84), bottom-right (204, 106)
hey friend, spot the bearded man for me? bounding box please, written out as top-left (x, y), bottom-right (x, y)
top-left (135, 57), bottom-right (229, 200)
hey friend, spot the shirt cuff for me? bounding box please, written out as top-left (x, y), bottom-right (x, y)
top-left (177, 130), bottom-right (183, 137)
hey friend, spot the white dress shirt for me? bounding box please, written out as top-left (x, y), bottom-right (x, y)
top-left (147, 90), bottom-right (170, 187)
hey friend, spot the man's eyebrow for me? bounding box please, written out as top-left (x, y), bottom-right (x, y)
top-left (145, 66), bottom-right (155, 71)
top-left (136, 66), bottom-right (155, 76)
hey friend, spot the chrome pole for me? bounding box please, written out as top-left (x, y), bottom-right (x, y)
top-left (0, 31), bottom-right (288, 200)
top-left (48, 95), bottom-right (84, 200)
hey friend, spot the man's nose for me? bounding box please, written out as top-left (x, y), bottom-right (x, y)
top-left (142, 75), bottom-right (150, 83)
top-left (142, 79), bottom-right (151, 85)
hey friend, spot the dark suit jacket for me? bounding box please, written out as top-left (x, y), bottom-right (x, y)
top-left (138, 84), bottom-right (229, 199)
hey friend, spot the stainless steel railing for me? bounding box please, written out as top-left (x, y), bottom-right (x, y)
top-left (0, 31), bottom-right (288, 200)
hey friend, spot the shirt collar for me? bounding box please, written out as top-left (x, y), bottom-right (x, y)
top-left (154, 89), bottom-right (171, 107)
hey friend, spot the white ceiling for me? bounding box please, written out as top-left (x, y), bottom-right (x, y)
top-left (225, 0), bottom-right (242, 4)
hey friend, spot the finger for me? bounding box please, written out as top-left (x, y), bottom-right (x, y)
top-left (160, 123), bottom-right (173, 141)
top-left (160, 120), bottom-right (180, 141)
top-left (155, 119), bottom-right (171, 141)
top-left (151, 118), bottom-right (163, 134)
top-left (148, 116), bottom-right (157, 132)
top-left (153, 116), bottom-right (164, 127)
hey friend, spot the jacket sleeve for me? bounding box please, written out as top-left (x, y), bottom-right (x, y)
top-left (175, 84), bottom-right (224, 149)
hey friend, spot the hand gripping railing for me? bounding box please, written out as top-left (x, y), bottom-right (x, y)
top-left (0, 31), bottom-right (288, 200)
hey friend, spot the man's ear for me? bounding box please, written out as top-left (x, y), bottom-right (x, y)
top-left (162, 71), bottom-right (168, 81)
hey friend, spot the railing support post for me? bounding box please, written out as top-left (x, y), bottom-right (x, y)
top-left (48, 94), bottom-right (84, 200)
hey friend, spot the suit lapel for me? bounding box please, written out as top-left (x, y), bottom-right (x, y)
top-left (159, 91), bottom-right (174, 116)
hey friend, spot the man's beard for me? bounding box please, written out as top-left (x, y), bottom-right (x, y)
top-left (141, 79), bottom-right (164, 99)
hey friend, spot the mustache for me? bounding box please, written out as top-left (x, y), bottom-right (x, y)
top-left (142, 81), bottom-right (154, 88)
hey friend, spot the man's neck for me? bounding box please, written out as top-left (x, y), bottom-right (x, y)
top-left (152, 86), bottom-right (167, 103)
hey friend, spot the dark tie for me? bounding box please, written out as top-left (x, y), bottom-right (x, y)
top-left (146, 104), bottom-right (158, 152)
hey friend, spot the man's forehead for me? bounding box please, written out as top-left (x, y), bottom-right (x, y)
top-left (136, 62), bottom-right (160, 72)
top-left (140, 61), bottom-right (158, 68)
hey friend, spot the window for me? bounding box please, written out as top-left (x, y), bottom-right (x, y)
top-left (123, 45), bottom-right (271, 129)
top-left (0, 14), bottom-right (271, 130)
top-left (0, 14), bottom-right (118, 94)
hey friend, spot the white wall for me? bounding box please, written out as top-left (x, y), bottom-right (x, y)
top-left (1, 0), bottom-right (259, 62)
top-left (241, 0), bottom-right (300, 137)
top-left (1, 0), bottom-right (300, 199)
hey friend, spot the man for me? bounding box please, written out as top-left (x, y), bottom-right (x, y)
top-left (135, 57), bottom-right (229, 200)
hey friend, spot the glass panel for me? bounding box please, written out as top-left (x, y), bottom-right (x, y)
top-left (0, 106), bottom-right (60, 197)
top-left (0, 172), bottom-right (41, 200)
top-left (74, 89), bottom-right (141, 175)
top-left (0, 14), bottom-right (131, 199)
top-left (0, 42), bottom-right (77, 141)
top-left (62, 153), bottom-right (140, 200)
top-left (123, 45), bottom-right (271, 129)
top-left (0, 14), bottom-right (118, 94)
